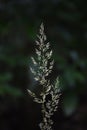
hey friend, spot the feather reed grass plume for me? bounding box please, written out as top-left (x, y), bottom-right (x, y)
top-left (27, 23), bottom-right (61, 130)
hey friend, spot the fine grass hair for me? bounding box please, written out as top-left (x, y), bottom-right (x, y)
top-left (27, 23), bottom-right (61, 130)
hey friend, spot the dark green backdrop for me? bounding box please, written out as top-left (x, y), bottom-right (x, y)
top-left (0, 0), bottom-right (87, 130)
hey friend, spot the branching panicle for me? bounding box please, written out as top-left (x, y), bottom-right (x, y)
top-left (27, 23), bottom-right (61, 130)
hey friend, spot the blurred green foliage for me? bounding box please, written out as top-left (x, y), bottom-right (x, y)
top-left (0, 0), bottom-right (87, 130)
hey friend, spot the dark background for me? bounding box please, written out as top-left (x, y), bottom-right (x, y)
top-left (0, 0), bottom-right (87, 130)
